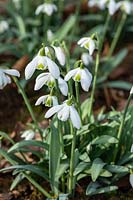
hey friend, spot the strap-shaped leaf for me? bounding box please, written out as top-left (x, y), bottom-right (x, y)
top-left (8, 140), bottom-right (49, 153)
top-left (0, 165), bottom-right (49, 180)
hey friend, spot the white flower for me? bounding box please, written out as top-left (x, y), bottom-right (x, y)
top-left (0, 68), bottom-right (20, 89)
top-left (34, 73), bottom-right (68, 96)
top-left (107, 0), bottom-right (120, 15)
top-left (88, 0), bottom-right (108, 10)
top-left (12, 0), bottom-right (21, 10)
top-left (130, 86), bottom-right (133, 95)
top-left (35, 3), bottom-right (57, 16)
top-left (45, 100), bottom-right (81, 129)
top-left (119, 1), bottom-right (132, 14)
top-left (81, 52), bottom-right (93, 66)
top-left (53, 46), bottom-right (66, 66)
top-left (25, 49), bottom-right (60, 80)
top-left (0, 20), bottom-right (9, 34)
top-left (130, 174), bottom-right (133, 188)
top-left (35, 94), bottom-right (58, 107)
top-left (47, 29), bottom-right (54, 42)
top-left (21, 130), bottom-right (35, 140)
top-left (78, 37), bottom-right (96, 55)
top-left (65, 67), bottom-right (92, 92)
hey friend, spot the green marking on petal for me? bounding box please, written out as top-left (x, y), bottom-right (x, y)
top-left (84, 42), bottom-right (89, 49)
top-left (45, 96), bottom-right (52, 107)
top-left (37, 64), bottom-right (45, 70)
top-left (74, 73), bottom-right (81, 82)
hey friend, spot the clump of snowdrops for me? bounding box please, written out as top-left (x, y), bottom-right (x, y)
top-left (0, 0), bottom-right (133, 199)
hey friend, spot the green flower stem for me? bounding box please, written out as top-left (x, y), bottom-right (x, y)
top-left (88, 52), bottom-right (100, 119)
top-left (113, 92), bottom-right (133, 163)
top-left (13, 77), bottom-right (43, 139)
top-left (68, 124), bottom-right (76, 194)
top-left (108, 12), bottom-right (127, 57)
top-left (75, 82), bottom-right (82, 123)
top-left (24, 173), bottom-right (52, 198)
top-left (99, 13), bottom-right (111, 52)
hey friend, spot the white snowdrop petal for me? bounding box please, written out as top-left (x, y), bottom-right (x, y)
top-left (21, 130), bottom-right (35, 140)
top-left (65, 68), bottom-right (78, 81)
top-left (45, 57), bottom-right (60, 79)
top-left (53, 46), bottom-right (66, 66)
top-left (130, 174), bottom-right (133, 188)
top-left (45, 105), bottom-right (63, 118)
top-left (34, 73), bottom-right (49, 90)
top-left (25, 57), bottom-right (37, 80)
top-left (88, 39), bottom-right (95, 55)
top-left (52, 96), bottom-right (58, 106)
top-left (35, 5), bottom-right (44, 15)
top-left (4, 69), bottom-right (20, 77)
top-left (35, 95), bottom-right (48, 105)
top-left (70, 106), bottom-right (81, 129)
top-left (77, 37), bottom-right (90, 45)
top-left (58, 77), bottom-right (68, 96)
top-left (81, 53), bottom-right (93, 66)
top-left (81, 69), bottom-right (92, 92)
top-left (57, 105), bottom-right (70, 121)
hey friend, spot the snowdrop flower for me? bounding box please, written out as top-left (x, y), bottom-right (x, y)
top-left (119, 1), bottom-right (132, 15)
top-left (35, 94), bottom-right (58, 107)
top-left (34, 73), bottom-right (68, 96)
top-left (0, 68), bottom-right (20, 89)
top-left (45, 99), bottom-right (81, 129)
top-left (35, 3), bottom-right (57, 16)
top-left (88, 0), bottom-right (108, 10)
top-left (107, 0), bottom-right (120, 15)
top-left (78, 37), bottom-right (96, 55)
top-left (12, 0), bottom-right (21, 10)
top-left (21, 130), bottom-right (35, 140)
top-left (130, 86), bottom-right (133, 95)
top-left (65, 65), bottom-right (92, 92)
top-left (81, 52), bottom-right (93, 66)
top-left (47, 29), bottom-right (54, 42)
top-left (0, 20), bottom-right (9, 34)
top-left (53, 46), bottom-right (66, 66)
top-left (25, 48), bottom-right (60, 80)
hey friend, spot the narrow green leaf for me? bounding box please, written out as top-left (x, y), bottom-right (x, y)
top-left (0, 165), bottom-right (49, 180)
top-left (49, 123), bottom-right (61, 194)
top-left (10, 173), bottom-right (25, 190)
top-left (0, 131), bottom-right (15, 144)
top-left (8, 140), bottom-right (49, 153)
top-left (74, 162), bottom-right (91, 176)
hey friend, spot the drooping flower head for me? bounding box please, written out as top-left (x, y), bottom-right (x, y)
top-left (107, 0), bottom-right (120, 15)
top-left (0, 20), bottom-right (9, 34)
top-left (119, 0), bottom-right (132, 15)
top-left (21, 130), bottom-right (35, 140)
top-left (35, 3), bottom-right (57, 16)
top-left (45, 98), bottom-right (81, 129)
top-left (77, 35), bottom-right (96, 55)
top-left (0, 68), bottom-right (20, 89)
top-left (34, 72), bottom-right (68, 96)
top-left (65, 61), bottom-right (92, 92)
top-left (88, 0), bottom-right (108, 10)
top-left (35, 94), bottom-right (58, 107)
top-left (81, 52), bottom-right (93, 66)
top-left (25, 47), bottom-right (60, 80)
